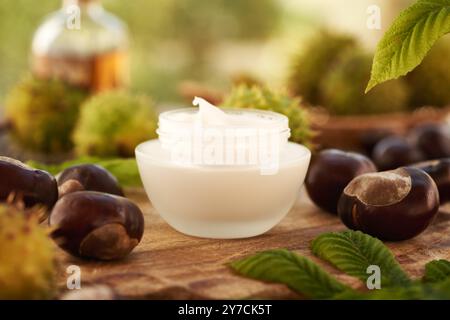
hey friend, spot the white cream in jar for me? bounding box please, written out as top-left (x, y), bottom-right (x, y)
top-left (135, 98), bottom-right (311, 238)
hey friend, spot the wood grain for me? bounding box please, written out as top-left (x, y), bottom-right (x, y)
top-left (56, 188), bottom-right (450, 299)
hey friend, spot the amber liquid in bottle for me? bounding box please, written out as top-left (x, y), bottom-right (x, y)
top-left (32, 50), bottom-right (128, 92)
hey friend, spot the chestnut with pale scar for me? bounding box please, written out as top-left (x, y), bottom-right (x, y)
top-left (413, 159), bottom-right (450, 204)
top-left (338, 167), bottom-right (439, 241)
top-left (0, 156), bottom-right (58, 210)
top-left (57, 164), bottom-right (124, 198)
top-left (49, 191), bottom-right (144, 260)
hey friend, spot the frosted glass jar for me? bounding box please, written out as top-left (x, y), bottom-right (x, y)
top-left (136, 100), bottom-right (311, 238)
top-left (136, 140), bottom-right (310, 238)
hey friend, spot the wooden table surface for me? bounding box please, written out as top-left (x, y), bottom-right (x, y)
top-left (56, 188), bottom-right (450, 299)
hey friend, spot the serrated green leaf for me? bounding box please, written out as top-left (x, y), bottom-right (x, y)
top-left (333, 285), bottom-right (424, 300)
top-left (230, 249), bottom-right (350, 299)
top-left (311, 231), bottom-right (411, 287)
top-left (366, 279), bottom-right (450, 300)
top-left (423, 259), bottom-right (450, 283)
top-left (366, 0), bottom-right (450, 92)
top-left (338, 282), bottom-right (450, 300)
top-left (427, 277), bottom-right (450, 298)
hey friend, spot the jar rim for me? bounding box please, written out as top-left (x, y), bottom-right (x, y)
top-left (159, 107), bottom-right (288, 125)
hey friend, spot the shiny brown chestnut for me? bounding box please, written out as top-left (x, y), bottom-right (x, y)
top-left (0, 156), bottom-right (58, 209)
top-left (338, 167), bottom-right (439, 241)
top-left (49, 191), bottom-right (144, 260)
top-left (413, 159), bottom-right (450, 204)
top-left (372, 136), bottom-right (424, 171)
top-left (409, 123), bottom-right (450, 159)
top-left (360, 129), bottom-right (395, 156)
top-left (57, 164), bottom-right (124, 198)
top-left (305, 149), bottom-right (377, 214)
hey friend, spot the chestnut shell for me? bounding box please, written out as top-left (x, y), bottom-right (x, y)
top-left (305, 149), bottom-right (377, 214)
top-left (409, 124), bottom-right (450, 159)
top-left (49, 191), bottom-right (144, 260)
top-left (360, 129), bottom-right (394, 156)
top-left (338, 167), bottom-right (439, 241)
top-left (414, 159), bottom-right (450, 204)
top-left (0, 156), bottom-right (58, 209)
top-left (372, 136), bottom-right (424, 171)
top-left (57, 164), bottom-right (124, 197)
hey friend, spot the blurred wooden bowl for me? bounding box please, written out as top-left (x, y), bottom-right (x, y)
top-left (310, 106), bottom-right (450, 152)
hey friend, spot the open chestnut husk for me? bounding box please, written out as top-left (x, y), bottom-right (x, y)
top-left (306, 149), bottom-right (377, 214)
top-left (0, 156), bottom-right (58, 210)
top-left (372, 136), bottom-right (424, 171)
top-left (57, 164), bottom-right (124, 198)
top-left (338, 167), bottom-right (439, 241)
top-left (49, 191), bottom-right (144, 260)
top-left (409, 123), bottom-right (450, 159)
top-left (413, 159), bottom-right (450, 204)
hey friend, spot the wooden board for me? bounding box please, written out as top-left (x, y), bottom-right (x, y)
top-left (56, 188), bottom-right (450, 299)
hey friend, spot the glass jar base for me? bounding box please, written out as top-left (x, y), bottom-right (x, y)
top-left (161, 214), bottom-right (286, 239)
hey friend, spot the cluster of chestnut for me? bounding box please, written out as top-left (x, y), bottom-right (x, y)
top-left (363, 123), bottom-right (450, 170)
top-left (305, 122), bottom-right (450, 241)
top-left (0, 156), bottom-right (144, 260)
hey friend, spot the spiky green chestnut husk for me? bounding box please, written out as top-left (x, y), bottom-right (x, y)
top-left (288, 30), bottom-right (358, 105)
top-left (0, 204), bottom-right (56, 299)
top-left (5, 76), bottom-right (87, 153)
top-left (320, 51), bottom-right (410, 115)
top-left (73, 91), bottom-right (158, 157)
top-left (221, 84), bottom-right (313, 147)
top-left (232, 73), bottom-right (262, 87)
top-left (406, 39), bottom-right (450, 108)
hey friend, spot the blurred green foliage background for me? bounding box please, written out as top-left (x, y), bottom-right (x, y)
top-left (0, 0), bottom-right (284, 103)
top-left (0, 0), bottom-right (413, 104)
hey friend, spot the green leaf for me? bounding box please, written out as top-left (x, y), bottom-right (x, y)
top-left (230, 249), bottom-right (350, 299)
top-left (423, 259), bottom-right (450, 283)
top-left (333, 285), bottom-right (423, 300)
top-left (27, 157), bottom-right (142, 187)
top-left (427, 277), bottom-right (450, 298)
top-left (367, 279), bottom-right (450, 300)
top-left (366, 0), bottom-right (450, 92)
top-left (339, 282), bottom-right (450, 300)
top-left (311, 231), bottom-right (411, 287)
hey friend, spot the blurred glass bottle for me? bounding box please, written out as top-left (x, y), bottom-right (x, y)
top-left (31, 0), bottom-right (129, 92)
